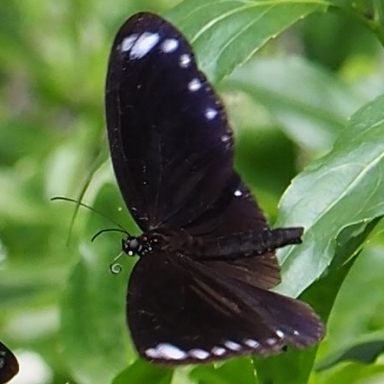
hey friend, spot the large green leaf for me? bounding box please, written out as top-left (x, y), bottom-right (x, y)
top-left (166, 0), bottom-right (330, 82)
top-left (275, 94), bottom-right (384, 297)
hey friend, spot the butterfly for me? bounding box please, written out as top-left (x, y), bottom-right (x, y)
top-left (0, 341), bottom-right (19, 384)
top-left (105, 12), bottom-right (324, 364)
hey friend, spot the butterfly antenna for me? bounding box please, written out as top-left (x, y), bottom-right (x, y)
top-left (109, 251), bottom-right (125, 274)
top-left (91, 228), bottom-right (128, 242)
top-left (51, 196), bottom-right (130, 238)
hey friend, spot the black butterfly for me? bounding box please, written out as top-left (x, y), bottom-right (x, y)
top-left (0, 341), bottom-right (19, 384)
top-left (105, 12), bottom-right (324, 365)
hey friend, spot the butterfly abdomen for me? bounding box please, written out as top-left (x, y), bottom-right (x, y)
top-left (187, 227), bottom-right (304, 260)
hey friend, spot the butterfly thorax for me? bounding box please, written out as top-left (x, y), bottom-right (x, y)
top-left (122, 229), bottom-right (196, 257)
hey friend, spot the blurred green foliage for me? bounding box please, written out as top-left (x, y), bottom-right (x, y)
top-left (1, 0), bottom-right (384, 383)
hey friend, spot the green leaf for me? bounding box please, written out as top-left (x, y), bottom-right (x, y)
top-left (112, 359), bottom-right (173, 384)
top-left (316, 332), bottom-right (384, 371)
top-left (254, 257), bottom-right (356, 384)
top-left (331, 217), bottom-right (381, 268)
top-left (255, 348), bottom-right (317, 384)
top-left (61, 242), bottom-right (131, 384)
top-left (58, 159), bottom-right (145, 384)
top-left (227, 57), bottom-right (364, 153)
top-left (60, 186), bottom-right (135, 384)
top-left (314, 363), bottom-right (384, 384)
top-left (190, 357), bottom-right (257, 384)
top-left (166, 0), bottom-right (330, 82)
top-left (275, 94), bottom-right (384, 297)
top-left (317, 242), bottom-right (384, 373)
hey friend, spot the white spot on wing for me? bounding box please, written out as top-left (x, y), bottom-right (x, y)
top-left (205, 107), bottom-right (218, 120)
top-left (130, 32), bottom-right (160, 59)
top-left (144, 343), bottom-right (187, 360)
top-left (224, 340), bottom-right (242, 351)
top-left (276, 330), bottom-right (285, 338)
top-left (244, 339), bottom-right (260, 348)
top-left (145, 348), bottom-right (159, 359)
top-left (293, 330), bottom-right (299, 336)
top-left (188, 78), bottom-right (201, 92)
top-left (161, 38), bottom-right (179, 53)
top-left (179, 54), bottom-right (191, 67)
top-left (189, 348), bottom-right (210, 360)
top-left (221, 135), bottom-right (230, 143)
top-left (266, 337), bottom-right (278, 346)
top-left (120, 34), bottom-right (139, 52)
top-left (212, 346), bottom-right (226, 356)
top-left (234, 189), bottom-right (242, 197)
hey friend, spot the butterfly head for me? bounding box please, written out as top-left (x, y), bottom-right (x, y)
top-left (123, 236), bottom-right (144, 256)
top-left (123, 234), bottom-right (160, 257)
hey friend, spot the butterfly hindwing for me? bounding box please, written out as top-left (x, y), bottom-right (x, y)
top-left (127, 252), bottom-right (324, 364)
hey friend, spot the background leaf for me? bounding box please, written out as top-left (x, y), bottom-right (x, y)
top-left (317, 334), bottom-right (384, 371)
top-left (276, 94), bottom-right (384, 297)
top-left (190, 357), bottom-right (257, 384)
top-left (254, 253), bottom-right (356, 384)
top-left (226, 57), bottom-right (364, 153)
top-left (112, 359), bottom-right (173, 384)
top-left (166, 0), bottom-right (330, 82)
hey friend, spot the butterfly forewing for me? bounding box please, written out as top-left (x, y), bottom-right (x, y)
top-left (105, 12), bottom-right (287, 292)
top-left (106, 12), bottom-right (234, 231)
